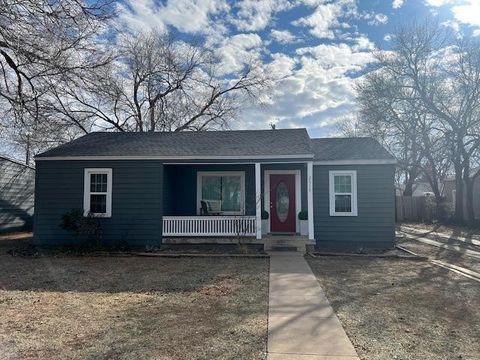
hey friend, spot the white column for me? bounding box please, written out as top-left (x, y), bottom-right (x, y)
top-left (255, 162), bottom-right (262, 240)
top-left (307, 161), bottom-right (314, 240)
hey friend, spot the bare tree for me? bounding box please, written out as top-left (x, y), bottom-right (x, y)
top-left (358, 21), bottom-right (480, 222)
top-left (58, 30), bottom-right (269, 133)
top-left (356, 70), bottom-right (427, 196)
top-left (335, 115), bottom-right (366, 138)
top-left (0, 0), bottom-right (114, 162)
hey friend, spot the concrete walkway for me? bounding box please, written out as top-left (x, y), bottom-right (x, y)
top-left (267, 252), bottom-right (359, 360)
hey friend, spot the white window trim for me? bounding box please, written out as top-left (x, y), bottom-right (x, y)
top-left (84, 168), bottom-right (112, 218)
top-left (196, 171), bottom-right (246, 215)
top-left (329, 170), bottom-right (358, 217)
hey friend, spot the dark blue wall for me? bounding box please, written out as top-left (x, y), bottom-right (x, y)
top-left (313, 164), bottom-right (395, 250)
top-left (0, 158), bottom-right (35, 232)
top-left (34, 160), bottom-right (163, 247)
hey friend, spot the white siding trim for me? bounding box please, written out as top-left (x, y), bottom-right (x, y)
top-left (264, 169), bottom-right (301, 233)
top-left (315, 159), bottom-right (396, 165)
top-left (83, 168), bottom-right (112, 218)
top-left (255, 163), bottom-right (262, 240)
top-left (196, 171), bottom-right (246, 215)
top-left (329, 170), bottom-right (357, 217)
top-left (307, 161), bottom-right (314, 240)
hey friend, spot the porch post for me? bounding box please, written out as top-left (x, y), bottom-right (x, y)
top-left (307, 161), bottom-right (314, 240)
top-left (255, 162), bottom-right (262, 240)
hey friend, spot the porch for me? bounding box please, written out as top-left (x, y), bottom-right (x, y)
top-left (162, 162), bottom-right (315, 241)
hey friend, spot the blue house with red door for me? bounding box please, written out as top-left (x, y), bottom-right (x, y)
top-left (33, 129), bottom-right (396, 250)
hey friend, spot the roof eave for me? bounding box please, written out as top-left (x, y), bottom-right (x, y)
top-left (35, 154), bottom-right (316, 161)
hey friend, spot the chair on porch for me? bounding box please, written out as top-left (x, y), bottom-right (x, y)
top-left (200, 200), bottom-right (222, 215)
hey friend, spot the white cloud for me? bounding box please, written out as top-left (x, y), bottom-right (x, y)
top-left (424, 0), bottom-right (454, 6)
top-left (292, 0), bottom-right (357, 39)
top-left (238, 42), bottom-right (375, 134)
top-left (425, 0), bottom-right (480, 27)
top-left (442, 19), bottom-right (461, 33)
top-left (384, 34), bottom-right (392, 41)
top-left (353, 36), bottom-right (376, 51)
top-left (229, 0), bottom-right (293, 31)
top-left (361, 12), bottom-right (389, 26)
top-left (118, 0), bottom-right (229, 34)
top-left (369, 13), bottom-right (388, 26)
top-left (270, 29), bottom-right (298, 44)
top-left (215, 33), bottom-right (264, 75)
top-left (473, 29), bottom-right (480, 37)
top-left (452, 2), bottom-right (480, 27)
top-left (392, 0), bottom-right (405, 9)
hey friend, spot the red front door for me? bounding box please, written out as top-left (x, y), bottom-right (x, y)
top-left (270, 174), bottom-right (296, 233)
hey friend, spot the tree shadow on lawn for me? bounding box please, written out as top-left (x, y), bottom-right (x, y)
top-left (307, 256), bottom-right (480, 359)
top-left (0, 255), bottom-right (268, 294)
top-left (0, 255), bottom-right (269, 360)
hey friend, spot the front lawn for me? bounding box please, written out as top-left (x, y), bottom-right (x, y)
top-left (307, 256), bottom-right (480, 360)
top-left (0, 254), bottom-right (268, 359)
top-left (402, 222), bottom-right (480, 241)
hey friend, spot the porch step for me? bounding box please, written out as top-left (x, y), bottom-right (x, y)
top-left (263, 235), bottom-right (311, 253)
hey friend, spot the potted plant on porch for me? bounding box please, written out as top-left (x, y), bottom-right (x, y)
top-left (298, 211), bottom-right (308, 236)
top-left (261, 210), bottom-right (269, 235)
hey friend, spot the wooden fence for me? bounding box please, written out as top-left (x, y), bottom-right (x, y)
top-left (396, 196), bottom-right (427, 222)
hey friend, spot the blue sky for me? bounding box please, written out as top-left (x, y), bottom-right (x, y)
top-left (80, 0), bottom-right (480, 138)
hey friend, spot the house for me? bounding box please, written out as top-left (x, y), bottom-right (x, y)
top-left (396, 181), bottom-right (440, 197)
top-left (443, 168), bottom-right (480, 220)
top-left (33, 129), bottom-right (396, 250)
top-left (0, 156), bottom-right (35, 233)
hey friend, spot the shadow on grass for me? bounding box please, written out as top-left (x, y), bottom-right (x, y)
top-left (0, 253), bottom-right (269, 295)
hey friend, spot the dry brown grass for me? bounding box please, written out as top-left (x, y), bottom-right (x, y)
top-left (307, 256), bottom-right (480, 360)
top-left (0, 253), bottom-right (268, 359)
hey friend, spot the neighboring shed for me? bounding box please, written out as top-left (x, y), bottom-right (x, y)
top-left (0, 156), bottom-right (35, 232)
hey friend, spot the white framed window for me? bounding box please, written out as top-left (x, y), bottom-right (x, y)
top-left (197, 171), bottom-right (245, 215)
top-left (329, 170), bottom-right (357, 216)
top-left (84, 168), bottom-right (112, 217)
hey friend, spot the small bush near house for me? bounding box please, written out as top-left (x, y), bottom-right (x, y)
top-left (60, 209), bottom-right (103, 246)
top-left (298, 211), bottom-right (308, 220)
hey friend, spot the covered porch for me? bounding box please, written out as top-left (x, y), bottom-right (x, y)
top-left (161, 162), bottom-right (314, 241)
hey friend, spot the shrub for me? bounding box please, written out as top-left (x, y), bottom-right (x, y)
top-left (298, 211), bottom-right (308, 220)
top-left (60, 209), bottom-right (103, 246)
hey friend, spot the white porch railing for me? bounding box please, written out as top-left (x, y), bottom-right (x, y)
top-left (162, 216), bottom-right (256, 237)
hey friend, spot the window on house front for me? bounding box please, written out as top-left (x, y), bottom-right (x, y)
top-left (197, 172), bottom-right (245, 214)
top-left (84, 168), bottom-right (112, 217)
top-left (329, 170), bottom-right (357, 216)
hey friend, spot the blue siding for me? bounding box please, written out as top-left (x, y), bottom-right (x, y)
top-left (0, 158), bottom-right (35, 232)
top-left (313, 165), bottom-right (395, 250)
top-left (34, 160), bottom-right (163, 247)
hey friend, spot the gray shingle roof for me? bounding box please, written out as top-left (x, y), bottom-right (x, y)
top-left (36, 129), bottom-right (314, 159)
top-left (36, 130), bottom-right (395, 162)
top-left (311, 138), bottom-right (395, 161)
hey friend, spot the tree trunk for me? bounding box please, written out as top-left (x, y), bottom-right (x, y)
top-left (454, 163), bottom-right (464, 223)
top-left (403, 169), bottom-right (416, 196)
top-left (464, 175), bottom-right (475, 223)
